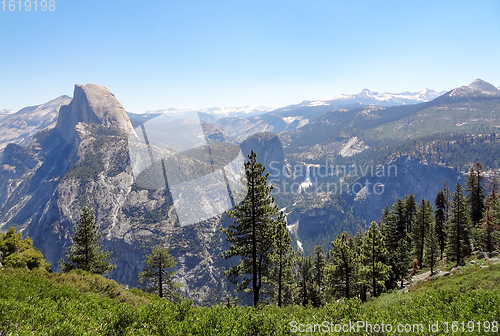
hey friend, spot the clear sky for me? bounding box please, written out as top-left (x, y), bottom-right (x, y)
top-left (1, 0), bottom-right (499, 112)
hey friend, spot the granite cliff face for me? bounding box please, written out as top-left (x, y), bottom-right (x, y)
top-left (56, 84), bottom-right (135, 144)
top-left (240, 132), bottom-right (285, 174)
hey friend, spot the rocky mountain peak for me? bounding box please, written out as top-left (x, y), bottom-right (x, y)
top-left (447, 79), bottom-right (500, 99)
top-left (467, 78), bottom-right (500, 94)
top-left (56, 84), bottom-right (135, 143)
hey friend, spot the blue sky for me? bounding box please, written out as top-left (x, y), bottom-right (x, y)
top-left (1, 0), bottom-right (499, 112)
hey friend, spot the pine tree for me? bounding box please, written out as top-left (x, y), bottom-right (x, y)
top-left (138, 246), bottom-right (182, 301)
top-left (381, 202), bottom-right (412, 289)
top-left (425, 221), bottom-right (439, 275)
top-left (393, 238), bottom-right (412, 288)
top-left (479, 176), bottom-right (500, 252)
top-left (380, 205), bottom-right (397, 250)
top-left (296, 255), bottom-right (319, 306)
top-left (59, 207), bottom-right (115, 275)
top-left (444, 180), bottom-right (452, 230)
top-left (222, 150), bottom-right (278, 306)
top-left (404, 194), bottom-right (417, 234)
top-left (359, 221), bottom-right (391, 298)
top-left (446, 183), bottom-right (472, 265)
top-left (435, 189), bottom-right (448, 259)
top-left (380, 204), bottom-right (399, 289)
top-left (393, 199), bottom-right (406, 241)
top-left (330, 232), bottom-right (358, 298)
top-left (466, 162), bottom-right (485, 226)
top-left (412, 199), bottom-right (434, 267)
top-left (312, 245), bottom-right (326, 302)
top-left (353, 226), bottom-right (365, 255)
top-left (265, 213), bottom-right (296, 307)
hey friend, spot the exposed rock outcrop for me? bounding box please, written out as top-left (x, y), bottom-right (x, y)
top-left (240, 132), bottom-right (285, 175)
top-left (56, 84), bottom-right (135, 144)
top-left (351, 155), bottom-right (464, 224)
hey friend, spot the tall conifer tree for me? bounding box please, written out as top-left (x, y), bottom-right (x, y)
top-left (360, 221), bottom-right (391, 297)
top-left (312, 245), bottom-right (326, 298)
top-left (393, 199), bottom-right (406, 241)
top-left (425, 221), bottom-right (439, 275)
top-left (412, 199), bottom-right (434, 267)
top-left (479, 175), bottom-right (500, 252)
top-left (222, 150), bottom-right (279, 306)
top-left (446, 183), bottom-right (472, 265)
top-left (138, 247), bottom-right (182, 301)
top-left (435, 189), bottom-right (448, 259)
top-left (380, 205), bottom-right (398, 289)
top-left (297, 255), bottom-right (319, 306)
top-left (393, 238), bottom-right (412, 288)
top-left (466, 162), bottom-right (485, 226)
top-left (265, 214), bottom-right (296, 307)
top-left (330, 232), bottom-right (359, 298)
top-left (404, 194), bottom-right (417, 234)
top-left (382, 203), bottom-right (411, 289)
top-left (59, 207), bottom-right (115, 275)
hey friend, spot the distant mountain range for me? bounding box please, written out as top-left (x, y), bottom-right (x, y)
top-left (0, 86), bottom-right (448, 152)
top-left (277, 88), bottom-right (446, 112)
top-left (143, 105), bottom-right (275, 124)
top-left (139, 88), bottom-right (446, 122)
top-left (0, 96), bottom-right (71, 152)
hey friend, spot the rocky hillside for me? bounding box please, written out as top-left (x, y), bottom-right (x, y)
top-left (0, 84), bottom-right (236, 304)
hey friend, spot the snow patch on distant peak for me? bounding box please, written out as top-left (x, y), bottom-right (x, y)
top-left (307, 100), bottom-right (330, 107)
top-left (300, 88), bottom-right (446, 108)
top-left (198, 105), bottom-right (274, 115)
top-left (0, 109), bottom-right (17, 116)
top-left (144, 105), bottom-right (274, 120)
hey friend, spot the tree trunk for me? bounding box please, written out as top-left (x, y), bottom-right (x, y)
top-left (345, 265), bottom-right (349, 298)
top-left (278, 253), bottom-right (283, 307)
top-left (486, 212), bottom-right (493, 253)
top-left (372, 235), bottom-right (376, 297)
top-left (251, 168), bottom-right (258, 307)
top-left (360, 284), bottom-right (366, 302)
top-left (302, 276), bottom-right (308, 306)
top-left (430, 253), bottom-right (434, 275)
top-left (159, 259), bottom-right (163, 298)
top-left (456, 197), bottom-right (461, 266)
top-left (419, 209), bottom-right (425, 268)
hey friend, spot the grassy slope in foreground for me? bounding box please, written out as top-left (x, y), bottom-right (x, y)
top-left (1, 264), bottom-right (500, 335)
